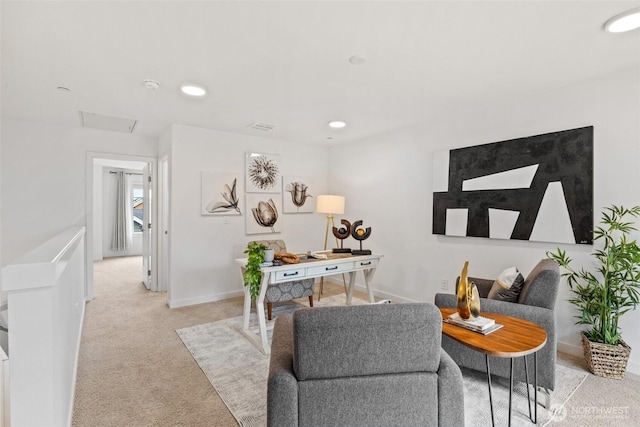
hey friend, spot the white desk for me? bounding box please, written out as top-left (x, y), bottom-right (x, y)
top-left (236, 252), bottom-right (383, 354)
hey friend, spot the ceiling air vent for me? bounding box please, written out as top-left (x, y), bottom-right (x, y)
top-left (79, 111), bottom-right (138, 133)
top-left (247, 122), bottom-right (275, 132)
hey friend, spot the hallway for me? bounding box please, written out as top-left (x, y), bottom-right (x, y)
top-left (72, 256), bottom-right (239, 426)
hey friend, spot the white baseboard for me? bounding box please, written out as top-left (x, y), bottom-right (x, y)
top-left (557, 341), bottom-right (583, 356)
top-left (366, 288), bottom-right (418, 304)
top-left (627, 359), bottom-right (640, 375)
top-left (168, 290), bottom-right (245, 308)
top-left (556, 342), bottom-right (640, 375)
top-left (557, 341), bottom-right (583, 358)
top-left (323, 277), bottom-right (418, 304)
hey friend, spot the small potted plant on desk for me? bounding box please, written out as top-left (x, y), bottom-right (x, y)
top-left (243, 242), bottom-right (268, 299)
top-left (547, 205), bottom-right (640, 379)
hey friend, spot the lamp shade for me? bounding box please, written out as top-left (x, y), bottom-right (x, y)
top-left (316, 195), bottom-right (345, 214)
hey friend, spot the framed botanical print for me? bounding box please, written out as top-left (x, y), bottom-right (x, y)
top-left (201, 172), bottom-right (241, 215)
top-left (245, 152), bottom-right (281, 193)
top-left (282, 176), bottom-right (314, 213)
top-left (245, 194), bottom-right (282, 234)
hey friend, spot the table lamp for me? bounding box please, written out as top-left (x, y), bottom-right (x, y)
top-left (316, 195), bottom-right (345, 251)
top-left (316, 194), bottom-right (346, 299)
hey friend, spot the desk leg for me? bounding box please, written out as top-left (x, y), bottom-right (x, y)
top-left (341, 273), bottom-right (348, 297)
top-left (346, 271), bottom-right (357, 305)
top-left (242, 284), bottom-right (251, 330)
top-left (241, 271), bottom-right (272, 354)
top-left (318, 277), bottom-right (324, 301)
top-left (255, 273), bottom-right (271, 354)
top-left (362, 268), bottom-right (376, 303)
top-left (320, 275), bottom-right (349, 301)
top-left (486, 354), bottom-right (496, 427)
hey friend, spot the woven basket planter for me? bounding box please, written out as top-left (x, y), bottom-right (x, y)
top-left (581, 331), bottom-right (631, 379)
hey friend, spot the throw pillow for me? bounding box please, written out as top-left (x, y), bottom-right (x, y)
top-left (487, 266), bottom-right (525, 302)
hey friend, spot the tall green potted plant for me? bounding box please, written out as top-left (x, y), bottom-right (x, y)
top-left (547, 205), bottom-right (640, 378)
top-left (243, 242), bottom-right (268, 299)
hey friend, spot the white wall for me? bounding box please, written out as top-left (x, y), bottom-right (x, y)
top-left (166, 125), bottom-right (329, 307)
top-left (329, 67), bottom-right (640, 374)
top-left (0, 114), bottom-right (2, 300)
top-left (0, 118), bottom-right (158, 270)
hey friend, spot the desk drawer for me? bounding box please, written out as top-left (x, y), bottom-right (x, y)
top-left (307, 261), bottom-right (354, 276)
top-left (353, 258), bottom-right (378, 270)
top-left (274, 268), bottom-right (307, 282)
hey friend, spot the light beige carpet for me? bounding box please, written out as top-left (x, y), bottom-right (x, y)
top-left (178, 299), bottom-right (587, 427)
top-left (74, 256), bottom-right (640, 426)
top-left (176, 295), bottom-right (369, 426)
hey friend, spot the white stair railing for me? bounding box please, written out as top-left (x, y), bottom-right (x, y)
top-left (1, 226), bottom-right (86, 427)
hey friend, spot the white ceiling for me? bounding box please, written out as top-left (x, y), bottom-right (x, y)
top-left (2, 1), bottom-right (640, 145)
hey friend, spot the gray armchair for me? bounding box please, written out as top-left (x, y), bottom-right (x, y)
top-left (267, 303), bottom-right (465, 427)
top-left (434, 258), bottom-right (560, 392)
top-left (251, 240), bottom-right (314, 320)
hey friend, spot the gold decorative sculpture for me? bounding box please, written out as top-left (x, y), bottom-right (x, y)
top-left (457, 261), bottom-right (481, 319)
top-left (350, 220), bottom-right (372, 255)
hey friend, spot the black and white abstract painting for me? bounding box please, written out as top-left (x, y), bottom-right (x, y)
top-left (245, 152), bottom-right (281, 193)
top-left (201, 172), bottom-right (242, 216)
top-left (282, 176), bottom-right (314, 213)
top-left (432, 127), bottom-right (593, 245)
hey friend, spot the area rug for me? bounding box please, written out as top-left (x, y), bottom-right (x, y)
top-left (177, 297), bottom-right (587, 427)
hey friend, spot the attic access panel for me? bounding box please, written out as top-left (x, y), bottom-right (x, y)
top-left (79, 111), bottom-right (137, 133)
top-left (432, 126), bottom-right (593, 245)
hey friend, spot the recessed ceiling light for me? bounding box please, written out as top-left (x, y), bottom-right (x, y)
top-left (604, 8), bottom-right (640, 33)
top-left (328, 120), bottom-right (346, 129)
top-left (181, 85), bottom-right (207, 97)
top-left (143, 79), bottom-right (160, 90)
top-left (349, 55), bottom-right (367, 65)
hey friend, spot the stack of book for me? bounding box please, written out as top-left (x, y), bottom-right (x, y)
top-left (445, 312), bottom-right (503, 335)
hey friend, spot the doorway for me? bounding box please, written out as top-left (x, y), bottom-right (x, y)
top-left (85, 153), bottom-right (161, 301)
top-left (158, 156), bottom-right (170, 297)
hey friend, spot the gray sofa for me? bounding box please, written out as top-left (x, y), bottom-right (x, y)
top-left (267, 303), bottom-right (464, 427)
top-left (434, 258), bottom-right (560, 392)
